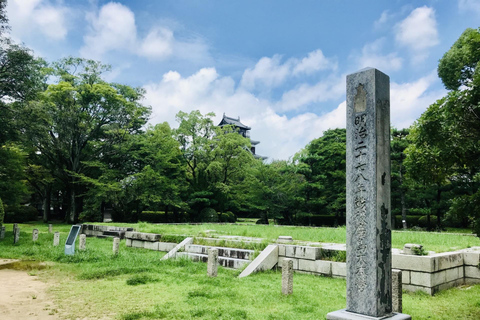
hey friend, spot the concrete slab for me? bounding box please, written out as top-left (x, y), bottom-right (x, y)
top-left (238, 244), bottom-right (278, 278)
top-left (161, 237), bottom-right (193, 260)
top-left (326, 309), bottom-right (411, 320)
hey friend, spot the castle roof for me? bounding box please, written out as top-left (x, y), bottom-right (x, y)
top-left (218, 114), bottom-right (251, 130)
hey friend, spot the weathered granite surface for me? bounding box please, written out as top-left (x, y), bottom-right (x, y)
top-left (53, 232), bottom-right (60, 246)
top-left (392, 269), bottom-right (402, 313)
top-left (282, 258), bottom-right (293, 295)
top-left (207, 248), bottom-right (218, 277)
top-left (344, 68), bottom-right (392, 317)
top-left (79, 234), bottom-right (86, 251)
top-left (113, 237), bottom-right (120, 255)
top-left (32, 229), bottom-right (39, 242)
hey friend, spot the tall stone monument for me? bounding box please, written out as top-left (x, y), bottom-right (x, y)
top-left (327, 68), bottom-right (411, 320)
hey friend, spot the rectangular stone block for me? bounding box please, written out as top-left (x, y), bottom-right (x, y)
top-left (125, 231), bottom-right (161, 242)
top-left (144, 241), bottom-right (160, 251)
top-left (298, 259), bottom-right (315, 272)
top-left (445, 267), bottom-right (463, 282)
top-left (401, 270), bottom-right (410, 285)
top-left (403, 284), bottom-right (433, 295)
top-left (463, 252), bottom-right (480, 266)
top-left (278, 256), bottom-right (299, 270)
top-left (126, 238), bottom-right (132, 247)
top-left (315, 260), bottom-right (332, 275)
top-left (433, 252), bottom-right (463, 271)
top-left (331, 261), bottom-right (346, 278)
top-left (278, 244), bottom-right (286, 256)
top-left (436, 278), bottom-right (465, 293)
top-left (410, 270), bottom-right (446, 288)
top-left (392, 254), bottom-right (434, 272)
top-left (284, 245), bottom-right (321, 260)
top-left (158, 242), bottom-right (177, 252)
top-left (131, 240), bottom-right (144, 248)
top-left (465, 266), bottom-right (480, 279)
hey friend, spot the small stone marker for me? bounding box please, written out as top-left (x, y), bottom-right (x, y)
top-left (48, 224), bottom-right (53, 233)
top-left (79, 234), bottom-right (86, 251)
top-left (327, 68), bottom-right (410, 320)
top-left (14, 227), bottom-right (20, 244)
top-left (32, 229), bottom-right (39, 242)
top-left (403, 243), bottom-right (423, 255)
top-left (281, 258), bottom-right (293, 295)
top-left (113, 237), bottom-right (120, 255)
top-left (207, 248), bottom-right (218, 277)
top-left (392, 269), bottom-right (402, 313)
top-left (53, 232), bottom-right (60, 246)
top-left (0, 226), bottom-right (5, 239)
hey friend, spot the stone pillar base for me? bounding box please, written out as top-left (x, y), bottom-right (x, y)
top-left (326, 309), bottom-right (411, 320)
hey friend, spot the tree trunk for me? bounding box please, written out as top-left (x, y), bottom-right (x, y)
top-left (436, 187), bottom-right (442, 230)
top-left (42, 186), bottom-right (51, 223)
top-left (68, 188), bottom-right (76, 224)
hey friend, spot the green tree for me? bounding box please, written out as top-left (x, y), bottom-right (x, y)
top-left (391, 128), bottom-right (410, 229)
top-left (296, 129), bottom-right (346, 224)
top-left (237, 160), bottom-right (304, 225)
top-left (174, 110), bottom-right (255, 220)
top-left (406, 27), bottom-right (480, 232)
top-left (23, 57), bottom-right (151, 223)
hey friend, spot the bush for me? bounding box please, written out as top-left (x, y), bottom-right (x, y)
top-left (137, 211), bottom-right (188, 223)
top-left (199, 207), bottom-right (218, 222)
top-left (296, 214), bottom-right (345, 227)
top-left (218, 211), bottom-right (236, 223)
top-left (418, 215), bottom-right (439, 229)
top-left (408, 208), bottom-right (430, 216)
top-left (0, 198), bottom-right (4, 226)
top-left (4, 205), bottom-right (38, 223)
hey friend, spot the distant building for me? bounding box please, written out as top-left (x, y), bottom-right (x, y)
top-left (218, 114), bottom-right (266, 159)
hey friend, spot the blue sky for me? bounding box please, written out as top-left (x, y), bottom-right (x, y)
top-left (7, 0), bottom-right (480, 159)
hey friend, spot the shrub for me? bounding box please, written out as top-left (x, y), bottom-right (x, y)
top-left (4, 205), bottom-right (38, 223)
top-left (418, 215), bottom-right (439, 229)
top-left (199, 207), bottom-right (218, 222)
top-left (296, 214), bottom-right (346, 227)
top-left (218, 211), bottom-right (236, 223)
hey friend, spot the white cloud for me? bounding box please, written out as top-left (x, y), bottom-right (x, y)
top-left (390, 71), bottom-right (446, 128)
top-left (240, 55), bottom-right (292, 90)
top-left (395, 6), bottom-right (439, 63)
top-left (356, 38), bottom-right (403, 72)
top-left (81, 2), bottom-right (209, 62)
top-left (138, 28), bottom-right (174, 59)
top-left (143, 67), bottom-right (347, 160)
top-left (458, 0), bottom-right (480, 15)
top-left (292, 49), bottom-right (337, 75)
top-left (81, 2), bottom-right (137, 59)
top-left (275, 75), bottom-right (344, 112)
top-left (7, 0), bottom-right (69, 41)
top-left (374, 10), bottom-right (393, 29)
top-left (240, 50), bottom-right (337, 91)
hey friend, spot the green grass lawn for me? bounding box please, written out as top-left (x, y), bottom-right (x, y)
top-left (1, 222), bottom-right (480, 319)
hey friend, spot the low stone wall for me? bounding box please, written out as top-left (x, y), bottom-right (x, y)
top-left (81, 224), bottom-right (134, 239)
top-left (124, 231), bottom-right (177, 252)
top-left (278, 244), bottom-right (347, 278)
top-left (277, 244), bottom-right (480, 295)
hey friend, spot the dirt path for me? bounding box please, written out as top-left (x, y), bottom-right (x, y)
top-left (0, 259), bottom-right (59, 320)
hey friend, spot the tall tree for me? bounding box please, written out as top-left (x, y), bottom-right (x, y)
top-left (406, 27), bottom-right (480, 232)
top-left (296, 129), bottom-right (346, 223)
top-left (23, 57), bottom-right (151, 223)
top-left (391, 128), bottom-right (410, 229)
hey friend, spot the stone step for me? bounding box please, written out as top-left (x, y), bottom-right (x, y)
top-left (176, 252), bottom-right (251, 269)
top-left (102, 230), bottom-right (126, 239)
top-left (184, 244), bottom-right (254, 260)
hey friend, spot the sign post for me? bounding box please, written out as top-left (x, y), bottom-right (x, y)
top-left (65, 225), bottom-right (81, 255)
